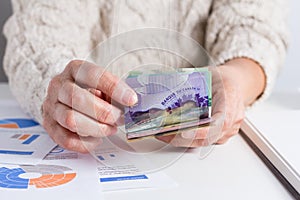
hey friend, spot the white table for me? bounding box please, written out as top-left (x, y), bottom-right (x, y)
top-left (242, 91), bottom-right (300, 196)
top-left (0, 83), bottom-right (293, 200)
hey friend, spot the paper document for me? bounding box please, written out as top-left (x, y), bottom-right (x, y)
top-left (0, 100), bottom-right (57, 164)
top-left (0, 100), bottom-right (45, 133)
top-left (93, 136), bottom-right (177, 191)
top-left (0, 146), bottom-right (104, 200)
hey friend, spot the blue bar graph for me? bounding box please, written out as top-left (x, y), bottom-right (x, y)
top-left (22, 135), bottom-right (39, 145)
top-left (0, 150), bottom-right (34, 155)
top-left (100, 175), bottom-right (148, 182)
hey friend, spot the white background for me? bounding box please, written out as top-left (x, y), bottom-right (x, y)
top-left (274, 0), bottom-right (300, 92)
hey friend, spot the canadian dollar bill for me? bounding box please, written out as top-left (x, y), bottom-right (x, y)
top-left (124, 68), bottom-right (212, 140)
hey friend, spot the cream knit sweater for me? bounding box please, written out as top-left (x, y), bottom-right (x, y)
top-left (3, 0), bottom-right (288, 123)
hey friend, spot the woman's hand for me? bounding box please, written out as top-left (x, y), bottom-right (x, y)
top-left (42, 60), bottom-right (137, 153)
top-left (156, 58), bottom-right (266, 147)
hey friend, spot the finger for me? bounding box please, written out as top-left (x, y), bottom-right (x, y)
top-left (58, 81), bottom-right (122, 126)
top-left (212, 93), bottom-right (225, 116)
top-left (156, 134), bottom-right (198, 147)
top-left (201, 122), bottom-right (224, 145)
top-left (156, 134), bottom-right (206, 148)
top-left (43, 106), bottom-right (102, 153)
top-left (180, 118), bottom-right (224, 141)
top-left (54, 103), bottom-right (117, 138)
top-left (180, 112), bottom-right (225, 141)
top-left (46, 75), bottom-right (62, 103)
top-left (87, 88), bottom-right (103, 98)
top-left (79, 135), bottom-right (104, 152)
top-left (65, 60), bottom-right (138, 106)
top-left (156, 134), bottom-right (176, 144)
top-left (181, 127), bottom-right (209, 139)
top-left (87, 87), bottom-right (113, 106)
top-left (216, 126), bottom-right (240, 144)
top-left (43, 115), bottom-right (89, 153)
top-left (49, 122), bottom-right (101, 153)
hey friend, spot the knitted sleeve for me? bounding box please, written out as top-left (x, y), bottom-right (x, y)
top-left (206, 0), bottom-right (288, 102)
top-left (3, 0), bottom-right (102, 123)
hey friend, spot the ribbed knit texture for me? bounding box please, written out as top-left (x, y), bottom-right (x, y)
top-left (3, 0), bottom-right (288, 123)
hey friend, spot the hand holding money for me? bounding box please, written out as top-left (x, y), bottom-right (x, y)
top-left (157, 58), bottom-right (266, 147)
top-left (42, 60), bottom-right (138, 153)
top-left (42, 58), bottom-right (265, 151)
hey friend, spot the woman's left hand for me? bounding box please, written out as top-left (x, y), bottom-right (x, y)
top-left (156, 58), bottom-right (266, 147)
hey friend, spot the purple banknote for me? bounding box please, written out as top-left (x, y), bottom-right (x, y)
top-left (124, 68), bottom-right (212, 140)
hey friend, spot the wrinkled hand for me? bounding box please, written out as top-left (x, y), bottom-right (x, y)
top-left (42, 60), bottom-right (137, 153)
top-left (156, 65), bottom-right (246, 147)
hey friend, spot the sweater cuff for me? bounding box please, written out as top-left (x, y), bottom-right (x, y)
top-left (208, 28), bottom-right (286, 105)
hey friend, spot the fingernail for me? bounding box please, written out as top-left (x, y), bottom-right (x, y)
top-left (182, 131), bottom-right (196, 139)
top-left (122, 89), bottom-right (138, 106)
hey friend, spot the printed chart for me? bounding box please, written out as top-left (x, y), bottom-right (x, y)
top-left (0, 101), bottom-right (45, 133)
top-left (44, 146), bottom-right (79, 160)
top-left (0, 152), bottom-right (104, 200)
top-left (94, 137), bottom-right (176, 191)
top-left (11, 133), bottom-right (40, 145)
top-left (0, 164), bottom-right (76, 189)
top-left (0, 118), bottom-right (39, 129)
top-left (0, 101), bottom-right (104, 200)
top-left (0, 101), bottom-right (56, 164)
top-left (0, 130), bottom-right (57, 165)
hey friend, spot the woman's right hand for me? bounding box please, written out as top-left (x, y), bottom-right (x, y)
top-left (42, 60), bottom-right (137, 153)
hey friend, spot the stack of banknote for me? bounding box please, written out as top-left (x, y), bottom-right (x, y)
top-left (124, 68), bottom-right (212, 140)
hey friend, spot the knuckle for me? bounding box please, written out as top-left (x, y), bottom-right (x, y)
top-left (48, 78), bottom-right (56, 90)
top-left (216, 138), bottom-right (227, 144)
top-left (43, 121), bottom-right (56, 141)
top-left (48, 76), bottom-right (61, 92)
top-left (85, 67), bottom-right (98, 84)
top-left (62, 137), bottom-right (79, 151)
top-left (44, 98), bottom-right (54, 111)
top-left (102, 78), bottom-right (118, 95)
top-left (42, 119), bottom-right (51, 132)
top-left (216, 140), bottom-right (224, 144)
top-left (77, 131), bottom-right (89, 137)
top-left (64, 111), bottom-right (77, 132)
top-left (71, 88), bottom-right (84, 107)
top-left (66, 60), bottom-right (82, 71)
top-left (42, 98), bottom-right (48, 108)
top-left (97, 124), bottom-right (111, 137)
top-left (232, 128), bottom-right (240, 136)
top-left (193, 139), bottom-right (204, 147)
top-left (95, 106), bottom-right (112, 123)
top-left (235, 118), bottom-right (244, 125)
top-left (42, 102), bottom-right (56, 127)
top-left (42, 100), bottom-right (50, 115)
top-left (83, 66), bottom-right (105, 90)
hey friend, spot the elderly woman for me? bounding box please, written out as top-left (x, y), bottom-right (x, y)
top-left (3, 0), bottom-right (288, 152)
